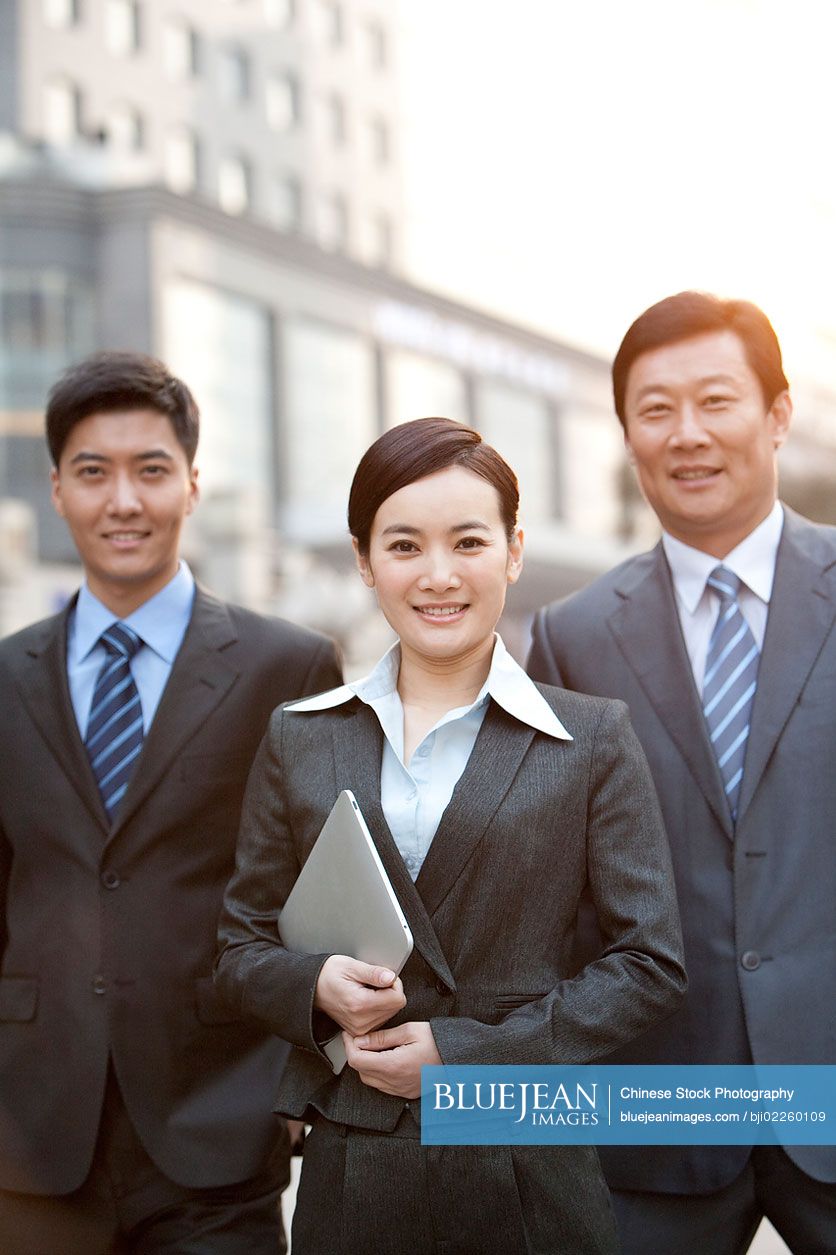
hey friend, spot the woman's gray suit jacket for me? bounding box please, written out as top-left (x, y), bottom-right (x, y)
top-left (216, 682), bottom-right (686, 1133)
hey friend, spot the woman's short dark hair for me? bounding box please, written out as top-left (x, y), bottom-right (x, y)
top-left (46, 350), bottom-right (200, 466)
top-left (612, 291), bottom-right (789, 428)
top-left (348, 417), bottom-right (519, 555)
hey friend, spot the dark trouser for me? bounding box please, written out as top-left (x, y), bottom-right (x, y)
top-left (612, 1145), bottom-right (836, 1255)
top-left (0, 1067), bottom-right (288, 1255)
top-left (291, 1108), bottom-right (617, 1255)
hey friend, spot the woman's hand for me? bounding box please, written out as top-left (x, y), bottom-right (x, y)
top-left (313, 955), bottom-right (406, 1036)
top-left (343, 1021), bottom-right (442, 1099)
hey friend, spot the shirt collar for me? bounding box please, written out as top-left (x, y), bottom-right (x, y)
top-left (662, 501), bottom-right (784, 614)
top-left (71, 562), bottom-right (196, 664)
top-left (287, 635), bottom-right (572, 741)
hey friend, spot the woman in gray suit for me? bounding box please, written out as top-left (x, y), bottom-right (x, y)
top-left (216, 417), bottom-right (686, 1254)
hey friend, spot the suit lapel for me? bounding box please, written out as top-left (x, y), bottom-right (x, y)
top-left (331, 704), bottom-right (456, 991)
top-left (415, 703), bottom-right (535, 916)
top-left (13, 601), bottom-right (109, 833)
top-left (107, 588), bottom-right (241, 841)
top-left (608, 545), bottom-right (734, 838)
top-left (737, 510), bottom-right (836, 821)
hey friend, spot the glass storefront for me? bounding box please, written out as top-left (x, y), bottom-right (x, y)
top-left (476, 379), bottom-right (558, 524)
top-left (384, 348), bottom-right (467, 428)
top-left (0, 269), bottom-right (94, 409)
top-left (162, 279), bottom-right (273, 519)
top-left (282, 319), bottom-right (376, 540)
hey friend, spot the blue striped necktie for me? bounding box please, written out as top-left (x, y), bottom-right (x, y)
top-left (702, 566), bottom-right (760, 824)
top-left (85, 622), bottom-right (144, 822)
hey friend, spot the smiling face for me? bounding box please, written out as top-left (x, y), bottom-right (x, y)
top-left (623, 330), bottom-right (791, 557)
top-left (50, 408), bottom-right (199, 614)
top-left (354, 465), bottom-right (523, 672)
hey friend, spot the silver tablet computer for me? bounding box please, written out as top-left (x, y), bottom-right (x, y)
top-left (278, 789), bottom-right (414, 1073)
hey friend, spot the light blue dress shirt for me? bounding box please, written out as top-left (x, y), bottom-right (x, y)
top-left (67, 562), bottom-right (196, 738)
top-left (288, 636), bottom-right (572, 880)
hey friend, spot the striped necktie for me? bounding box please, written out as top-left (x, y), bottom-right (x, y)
top-left (702, 566), bottom-right (760, 824)
top-left (85, 622), bottom-right (144, 822)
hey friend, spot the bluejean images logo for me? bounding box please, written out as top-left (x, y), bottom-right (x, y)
top-left (433, 1078), bottom-right (600, 1127)
top-left (421, 1065), bottom-right (836, 1146)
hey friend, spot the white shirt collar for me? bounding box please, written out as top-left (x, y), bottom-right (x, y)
top-left (287, 635), bottom-right (572, 741)
top-left (662, 501), bottom-right (784, 614)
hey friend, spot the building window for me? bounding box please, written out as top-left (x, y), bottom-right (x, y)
top-left (364, 116), bottom-right (389, 166)
top-left (219, 45), bottom-right (251, 103)
top-left (162, 280), bottom-right (274, 514)
top-left (318, 92), bottom-right (346, 147)
top-left (0, 270), bottom-right (95, 409)
top-left (105, 0), bottom-right (141, 55)
top-left (263, 0), bottom-right (294, 27)
top-left (314, 0), bottom-right (343, 47)
top-left (269, 175), bottom-right (302, 231)
top-left (478, 382), bottom-right (556, 522)
top-left (362, 212), bottom-right (392, 268)
top-left (219, 154), bottom-right (251, 215)
top-left (163, 19), bottom-right (200, 81)
top-left (43, 77), bottom-right (83, 143)
top-left (164, 126), bottom-right (199, 194)
top-left (107, 102), bottom-right (144, 151)
top-left (385, 351), bottom-right (466, 429)
top-left (266, 72), bottom-right (299, 130)
top-left (43, 0), bottom-right (81, 28)
top-left (283, 319), bottom-right (376, 540)
top-left (362, 19), bottom-right (387, 68)
top-left (317, 192), bottom-right (348, 252)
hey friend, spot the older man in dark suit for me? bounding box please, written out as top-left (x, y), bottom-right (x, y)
top-left (0, 351), bottom-right (341, 1254)
top-left (528, 292), bottom-right (836, 1255)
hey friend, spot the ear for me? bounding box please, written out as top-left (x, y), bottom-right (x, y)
top-left (506, 527), bottom-right (524, 586)
top-left (186, 465), bottom-right (200, 515)
top-left (352, 536), bottom-right (375, 588)
top-left (768, 391), bottom-right (792, 450)
top-left (623, 430), bottom-right (637, 465)
top-left (49, 466), bottom-right (65, 518)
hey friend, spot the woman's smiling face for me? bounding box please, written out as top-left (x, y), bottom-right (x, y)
top-left (354, 464), bottom-right (523, 669)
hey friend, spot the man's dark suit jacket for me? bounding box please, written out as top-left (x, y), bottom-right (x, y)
top-left (0, 586), bottom-right (341, 1195)
top-left (527, 506), bottom-right (836, 1195)
top-left (216, 686), bottom-right (686, 1145)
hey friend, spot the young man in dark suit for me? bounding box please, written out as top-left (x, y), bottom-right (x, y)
top-left (528, 292), bottom-right (836, 1255)
top-left (0, 351), bottom-right (342, 1254)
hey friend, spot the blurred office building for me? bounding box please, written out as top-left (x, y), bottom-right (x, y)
top-left (1, 0), bottom-right (835, 667)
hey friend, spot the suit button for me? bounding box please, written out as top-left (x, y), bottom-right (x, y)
top-left (741, 950), bottom-right (761, 971)
top-left (435, 979), bottom-right (452, 995)
top-left (101, 870), bottom-right (120, 890)
top-left (92, 975), bottom-right (106, 995)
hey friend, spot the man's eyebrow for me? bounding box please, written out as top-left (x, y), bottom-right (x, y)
top-left (68, 448), bottom-right (176, 465)
top-left (69, 451), bottom-right (108, 465)
top-left (634, 373), bottom-right (740, 402)
top-left (136, 449), bottom-right (175, 462)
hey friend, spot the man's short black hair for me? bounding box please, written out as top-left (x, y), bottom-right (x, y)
top-left (46, 350), bottom-right (200, 466)
top-left (612, 291), bottom-right (789, 428)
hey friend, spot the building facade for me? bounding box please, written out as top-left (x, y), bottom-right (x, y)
top-left (0, 166), bottom-right (631, 664)
top-left (2, 0), bottom-right (400, 266)
top-left (1, 0), bottom-right (835, 666)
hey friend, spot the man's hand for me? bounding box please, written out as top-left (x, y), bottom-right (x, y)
top-left (314, 955), bottom-right (406, 1036)
top-left (343, 1021), bottom-right (442, 1099)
